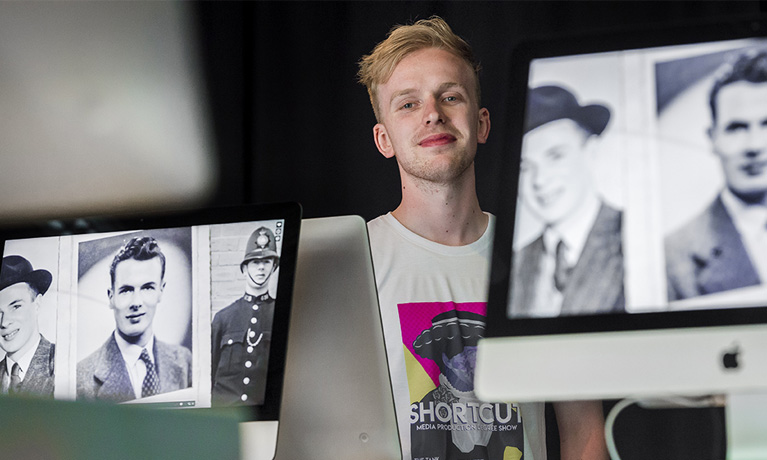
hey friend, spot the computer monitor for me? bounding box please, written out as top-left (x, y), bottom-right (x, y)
top-left (0, 203), bottom-right (300, 421)
top-left (475, 16), bottom-right (767, 404)
top-left (0, 1), bottom-right (215, 222)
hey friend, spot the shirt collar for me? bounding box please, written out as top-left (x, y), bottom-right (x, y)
top-left (4, 333), bottom-right (41, 377)
top-left (721, 188), bottom-right (767, 238)
top-left (546, 194), bottom-right (602, 265)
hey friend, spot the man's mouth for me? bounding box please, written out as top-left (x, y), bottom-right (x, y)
top-left (1, 329), bottom-right (19, 342)
top-left (419, 133), bottom-right (457, 147)
top-left (534, 188), bottom-right (563, 207)
top-left (741, 160), bottom-right (767, 176)
top-left (126, 312), bottom-right (145, 324)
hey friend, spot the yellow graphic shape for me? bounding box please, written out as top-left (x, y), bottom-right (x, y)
top-left (504, 446), bottom-right (523, 460)
top-left (403, 344), bottom-right (436, 403)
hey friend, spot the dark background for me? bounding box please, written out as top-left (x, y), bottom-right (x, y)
top-left (194, 2), bottom-right (758, 459)
top-left (197, 0), bottom-right (762, 221)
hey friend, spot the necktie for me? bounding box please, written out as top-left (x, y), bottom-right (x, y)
top-left (554, 239), bottom-right (572, 292)
top-left (140, 348), bottom-right (160, 398)
top-left (9, 363), bottom-right (21, 394)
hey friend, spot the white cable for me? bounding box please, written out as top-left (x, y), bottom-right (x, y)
top-left (604, 395), bottom-right (724, 460)
top-left (604, 398), bottom-right (638, 460)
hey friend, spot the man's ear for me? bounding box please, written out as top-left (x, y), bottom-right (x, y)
top-left (373, 123), bottom-right (395, 159)
top-left (107, 289), bottom-right (114, 309)
top-left (477, 108), bottom-right (491, 144)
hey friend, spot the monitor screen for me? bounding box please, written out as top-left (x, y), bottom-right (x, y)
top-left (0, 203), bottom-right (301, 421)
top-left (476, 17), bottom-right (767, 403)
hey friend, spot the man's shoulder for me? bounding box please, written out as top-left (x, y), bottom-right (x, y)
top-left (77, 335), bottom-right (116, 377)
top-left (212, 297), bottom-right (247, 323)
top-left (665, 197), bottom-right (728, 254)
top-left (367, 213), bottom-right (394, 240)
top-left (155, 339), bottom-right (192, 365)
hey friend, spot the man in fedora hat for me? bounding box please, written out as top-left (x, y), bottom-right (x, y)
top-left (211, 226), bottom-right (280, 406)
top-left (510, 84), bottom-right (625, 317)
top-left (0, 255), bottom-right (55, 397)
top-left (665, 50), bottom-right (767, 300)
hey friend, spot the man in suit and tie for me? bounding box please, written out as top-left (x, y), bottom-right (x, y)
top-left (510, 85), bottom-right (625, 318)
top-left (0, 255), bottom-right (55, 397)
top-left (665, 50), bottom-right (767, 301)
top-left (77, 236), bottom-right (192, 402)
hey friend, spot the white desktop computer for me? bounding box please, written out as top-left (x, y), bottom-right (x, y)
top-left (474, 15), bottom-right (767, 460)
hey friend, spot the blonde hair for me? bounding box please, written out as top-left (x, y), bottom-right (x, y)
top-left (357, 16), bottom-right (481, 122)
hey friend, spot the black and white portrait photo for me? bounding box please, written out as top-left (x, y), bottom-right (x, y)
top-left (0, 237), bottom-right (58, 398)
top-left (209, 220), bottom-right (283, 406)
top-left (509, 52), bottom-right (627, 318)
top-left (657, 42), bottom-right (767, 307)
top-left (75, 228), bottom-right (194, 403)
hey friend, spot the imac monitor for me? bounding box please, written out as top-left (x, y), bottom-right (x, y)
top-left (0, 202), bottom-right (300, 422)
top-left (475, 16), bottom-right (767, 404)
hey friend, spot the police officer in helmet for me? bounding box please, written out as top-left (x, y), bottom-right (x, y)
top-left (211, 227), bottom-right (279, 405)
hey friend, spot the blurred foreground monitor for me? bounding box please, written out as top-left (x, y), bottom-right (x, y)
top-left (0, 395), bottom-right (241, 460)
top-left (0, 2), bottom-right (216, 222)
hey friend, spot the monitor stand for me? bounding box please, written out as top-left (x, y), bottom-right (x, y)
top-left (240, 420), bottom-right (279, 460)
top-left (726, 391), bottom-right (767, 460)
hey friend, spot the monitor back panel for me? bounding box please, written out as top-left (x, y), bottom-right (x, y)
top-left (274, 216), bottom-right (401, 460)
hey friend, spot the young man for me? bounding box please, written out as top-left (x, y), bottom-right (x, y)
top-left (0, 255), bottom-right (55, 397)
top-left (665, 50), bottom-right (767, 301)
top-left (211, 226), bottom-right (279, 406)
top-left (77, 236), bottom-right (192, 402)
top-left (358, 16), bottom-right (607, 460)
top-left (511, 85), bottom-right (624, 318)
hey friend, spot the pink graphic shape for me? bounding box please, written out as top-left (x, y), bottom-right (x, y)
top-left (398, 301), bottom-right (486, 387)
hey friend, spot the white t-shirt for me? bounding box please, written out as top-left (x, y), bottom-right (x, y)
top-left (368, 212), bottom-right (545, 460)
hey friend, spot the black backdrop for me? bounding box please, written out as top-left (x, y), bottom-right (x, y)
top-left (195, 2), bottom-right (759, 459)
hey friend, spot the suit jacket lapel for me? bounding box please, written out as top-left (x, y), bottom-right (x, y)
top-left (0, 357), bottom-right (7, 393)
top-left (94, 335), bottom-right (134, 401)
top-left (154, 341), bottom-right (181, 393)
top-left (562, 204), bottom-right (625, 314)
top-left (19, 335), bottom-right (55, 396)
top-left (692, 197), bottom-right (761, 295)
top-left (510, 236), bottom-right (546, 316)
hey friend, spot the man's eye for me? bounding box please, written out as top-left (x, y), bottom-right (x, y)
top-left (444, 96), bottom-right (457, 102)
top-left (401, 102), bottom-right (414, 110)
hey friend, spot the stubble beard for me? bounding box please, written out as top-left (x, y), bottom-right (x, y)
top-left (398, 146), bottom-right (476, 189)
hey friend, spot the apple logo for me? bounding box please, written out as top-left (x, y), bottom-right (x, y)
top-left (721, 343), bottom-right (741, 370)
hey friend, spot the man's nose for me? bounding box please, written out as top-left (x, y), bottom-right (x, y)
top-left (424, 98), bottom-right (445, 125)
top-left (129, 294), bottom-right (142, 310)
top-left (744, 126), bottom-right (767, 157)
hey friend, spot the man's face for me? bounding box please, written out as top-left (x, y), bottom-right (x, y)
top-left (520, 118), bottom-right (596, 225)
top-left (442, 345), bottom-right (477, 392)
top-left (0, 283), bottom-right (40, 359)
top-left (245, 258), bottom-right (275, 288)
top-left (109, 257), bottom-right (164, 344)
top-left (710, 81), bottom-right (767, 202)
top-left (373, 47), bottom-right (490, 185)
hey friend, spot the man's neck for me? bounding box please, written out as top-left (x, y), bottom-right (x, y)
top-left (117, 327), bottom-right (152, 348)
top-left (392, 165), bottom-right (487, 246)
top-left (6, 333), bottom-right (41, 363)
top-left (245, 284), bottom-right (269, 297)
top-left (727, 186), bottom-right (767, 207)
